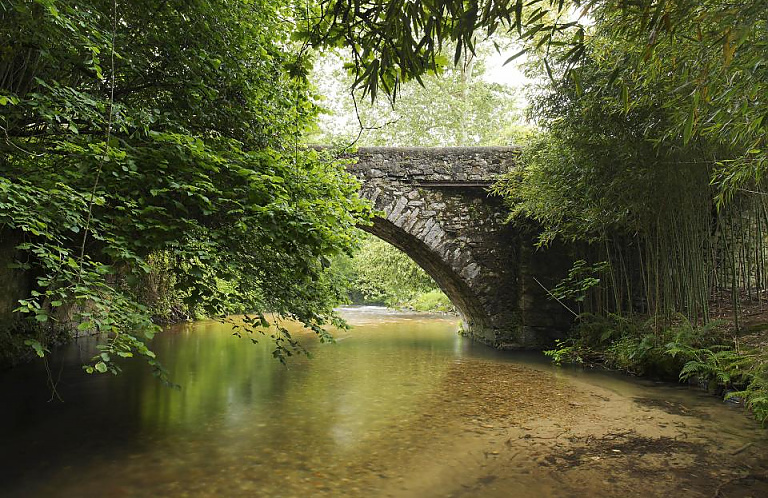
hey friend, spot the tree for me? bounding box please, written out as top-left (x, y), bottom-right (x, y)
top-left (490, 1), bottom-right (767, 324)
top-left (309, 42), bottom-right (524, 147)
top-left (495, 48), bottom-right (719, 320)
top-left (0, 0), bottom-right (371, 374)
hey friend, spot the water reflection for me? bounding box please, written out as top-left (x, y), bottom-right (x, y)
top-left (0, 307), bottom-right (765, 498)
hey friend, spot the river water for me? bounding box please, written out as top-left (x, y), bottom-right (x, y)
top-left (1, 306), bottom-right (766, 497)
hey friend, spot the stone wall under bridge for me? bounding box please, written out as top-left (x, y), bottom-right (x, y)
top-left (345, 146), bottom-right (573, 349)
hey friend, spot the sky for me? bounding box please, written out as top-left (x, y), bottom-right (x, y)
top-left (483, 49), bottom-right (532, 89)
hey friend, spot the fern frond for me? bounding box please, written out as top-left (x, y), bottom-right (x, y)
top-left (679, 360), bottom-right (707, 380)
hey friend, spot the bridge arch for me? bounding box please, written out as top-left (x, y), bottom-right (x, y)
top-left (347, 147), bottom-right (572, 348)
top-left (362, 213), bottom-right (490, 335)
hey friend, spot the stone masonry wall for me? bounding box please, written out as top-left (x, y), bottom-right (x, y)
top-left (347, 147), bottom-right (572, 348)
top-left (347, 146), bottom-right (517, 183)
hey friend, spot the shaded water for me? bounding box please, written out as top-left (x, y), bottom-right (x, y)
top-left (1, 306), bottom-right (766, 497)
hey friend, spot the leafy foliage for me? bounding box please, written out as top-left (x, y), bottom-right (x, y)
top-left (303, 0), bottom-right (583, 101)
top-left (333, 232), bottom-right (446, 310)
top-left (491, 1), bottom-right (768, 326)
top-left (0, 0), bottom-right (372, 375)
top-left (546, 314), bottom-right (727, 373)
top-left (543, 339), bottom-right (584, 365)
top-left (668, 342), bottom-right (768, 425)
top-left (587, 1), bottom-right (768, 203)
top-left (547, 315), bottom-right (768, 423)
top-left (407, 289), bottom-right (454, 313)
top-left (551, 260), bottom-right (609, 304)
top-left (307, 0), bottom-right (768, 183)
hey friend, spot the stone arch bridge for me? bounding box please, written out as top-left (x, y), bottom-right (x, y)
top-left (346, 147), bottom-right (572, 349)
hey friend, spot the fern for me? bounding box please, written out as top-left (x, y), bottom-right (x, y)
top-left (547, 313), bottom-right (768, 424)
top-left (673, 344), bottom-right (768, 425)
top-left (679, 360), bottom-right (708, 381)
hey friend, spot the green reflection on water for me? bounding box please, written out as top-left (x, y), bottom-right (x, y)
top-left (136, 314), bottom-right (463, 453)
top-left (1, 310), bottom-right (464, 497)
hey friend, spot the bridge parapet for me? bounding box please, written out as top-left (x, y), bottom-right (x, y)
top-left (347, 146), bottom-right (520, 184)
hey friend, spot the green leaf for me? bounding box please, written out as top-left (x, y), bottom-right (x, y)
top-left (95, 361), bottom-right (108, 373)
top-left (503, 49), bottom-right (527, 66)
top-left (683, 105), bottom-right (695, 144)
top-left (543, 58), bottom-right (554, 82)
top-left (621, 84), bottom-right (629, 113)
top-left (24, 339), bottom-right (47, 358)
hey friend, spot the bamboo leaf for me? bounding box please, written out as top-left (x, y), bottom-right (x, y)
top-left (544, 58), bottom-right (554, 82)
top-left (621, 83), bottom-right (629, 113)
top-left (683, 104), bottom-right (695, 144)
top-left (503, 48), bottom-right (527, 66)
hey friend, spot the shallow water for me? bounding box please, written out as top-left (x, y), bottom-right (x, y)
top-left (1, 306), bottom-right (766, 497)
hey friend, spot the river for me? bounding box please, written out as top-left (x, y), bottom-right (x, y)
top-left (1, 306), bottom-right (766, 497)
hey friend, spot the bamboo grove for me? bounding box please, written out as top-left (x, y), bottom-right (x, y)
top-left (498, 0), bottom-right (768, 330)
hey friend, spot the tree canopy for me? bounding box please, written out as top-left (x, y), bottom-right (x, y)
top-left (0, 0), bottom-right (371, 374)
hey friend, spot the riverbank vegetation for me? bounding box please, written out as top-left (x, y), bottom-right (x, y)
top-left (544, 315), bottom-right (768, 424)
top-left (500, 1), bottom-right (768, 423)
top-left (332, 232), bottom-right (454, 312)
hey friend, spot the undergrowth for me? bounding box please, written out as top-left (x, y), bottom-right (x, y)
top-left (405, 290), bottom-right (455, 313)
top-left (545, 314), bottom-right (768, 425)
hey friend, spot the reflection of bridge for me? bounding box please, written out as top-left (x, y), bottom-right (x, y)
top-left (347, 147), bottom-right (571, 348)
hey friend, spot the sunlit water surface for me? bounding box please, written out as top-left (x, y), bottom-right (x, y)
top-left (1, 306), bottom-right (766, 497)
